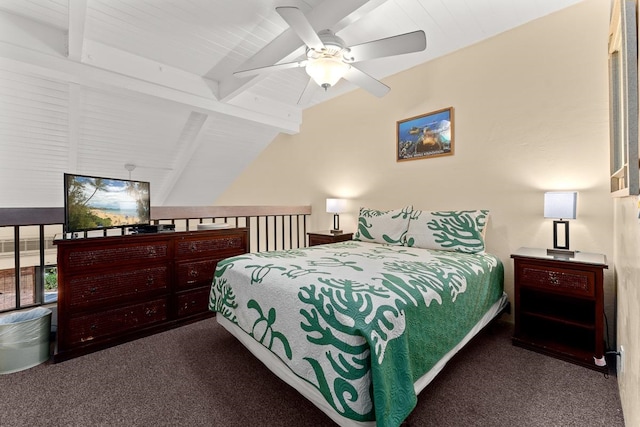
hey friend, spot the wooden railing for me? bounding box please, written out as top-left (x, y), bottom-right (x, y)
top-left (150, 205), bottom-right (311, 253)
top-left (0, 205), bottom-right (312, 313)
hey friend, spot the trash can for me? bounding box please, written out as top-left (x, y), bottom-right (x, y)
top-left (0, 307), bottom-right (52, 374)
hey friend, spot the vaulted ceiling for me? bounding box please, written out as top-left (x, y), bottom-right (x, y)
top-left (0, 0), bottom-right (585, 207)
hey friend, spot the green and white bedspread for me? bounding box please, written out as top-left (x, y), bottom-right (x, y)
top-left (209, 241), bottom-right (504, 427)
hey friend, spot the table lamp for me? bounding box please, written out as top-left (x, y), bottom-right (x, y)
top-left (326, 198), bottom-right (346, 234)
top-left (544, 191), bottom-right (577, 256)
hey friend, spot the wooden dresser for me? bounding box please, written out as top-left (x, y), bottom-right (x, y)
top-left (54, 228), bottom-right (248, 361)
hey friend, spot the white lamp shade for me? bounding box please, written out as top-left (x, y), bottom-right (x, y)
top-left (544, 191), bottom-right (577, 219)
top-left (326, 198), bottom-right (347, 214)
top-left (306, 57), bottom-right (350, 88)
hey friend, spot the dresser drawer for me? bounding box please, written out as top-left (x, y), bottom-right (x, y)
top-left (518, 263), bottom-right (595, 297)
top-left (67, 266), bottom-right (169, 309)
top-left (176, 259), bottom-right (219, 289)
top-left (175, 233), bottom-right (246, 259)
top-left (176, 287), bottom-right (211, 318)
top-left (67, 298), bottom-right (168, 345)
top-left (65, 242), bottom-right (169, 270)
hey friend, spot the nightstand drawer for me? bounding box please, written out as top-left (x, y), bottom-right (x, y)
top-left (519, 263), bottom-right (594, 297)
top-left (307, 231), bottom-right (353, 246)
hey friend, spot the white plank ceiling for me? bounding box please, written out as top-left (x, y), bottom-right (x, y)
top-left (0, 0), bottom-right (586, 207)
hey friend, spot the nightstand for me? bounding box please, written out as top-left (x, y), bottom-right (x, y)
top-left (307, 230), bottom-right (353, 247)
top-left (511, 247), bottom-right (608, 372)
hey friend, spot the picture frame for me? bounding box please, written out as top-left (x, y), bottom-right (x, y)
top-left (396, 107), bottom-right (454, 161)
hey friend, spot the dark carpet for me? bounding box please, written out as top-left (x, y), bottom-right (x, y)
top-left (0, 318), bottom-right (625, 427)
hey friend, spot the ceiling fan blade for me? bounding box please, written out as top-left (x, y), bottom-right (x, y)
top-left (234, 60), bottom-right (307, 78)
top-left (225, 0), bottom-right (369, 99)
top-left (343, 66), bottom-right (390, 98)
top-left (347, 30), bottom-right (427, 62)
top-left (276, 7), bottom-right (324, 51)
top-left (297, 77), bottom-right (318, 105)
top-left (306, 0), bottom-right (369, 34)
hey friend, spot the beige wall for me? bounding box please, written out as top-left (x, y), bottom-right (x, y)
top-left (216, 0), bottom-right (637, 423)
top-left (614, 197), bottom-right (640, 425)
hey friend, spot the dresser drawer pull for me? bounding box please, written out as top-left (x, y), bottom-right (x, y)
top-left (189, 242), bottom-right (197, 252)
top-left (147, 247), bottom-right (157, 256)
top-left (147, 276), bottom-right (155, 285)
top-left (89, 287), bottom-right (97, 294)
top-left (189, 269), bottom-right (199, 277)
top-left (145, 308), bottom-right (157, 316)
top-left (90, 324), bottom-right (97, 331)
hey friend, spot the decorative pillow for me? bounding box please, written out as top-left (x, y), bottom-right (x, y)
top-left (405, 210), bottom-right (489, 253)
top-left (353, 206), bottom-right (413, 246)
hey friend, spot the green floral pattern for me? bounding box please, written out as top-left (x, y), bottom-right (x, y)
top-left (209, 241), bottom-right (503, 427)
top-left (353, 206), bottom-right (413, 245)
top-left (406, 210), bottom-right (489, 253)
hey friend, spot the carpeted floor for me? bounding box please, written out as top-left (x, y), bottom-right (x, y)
top-left (0, 317), bottom-right (625, 426)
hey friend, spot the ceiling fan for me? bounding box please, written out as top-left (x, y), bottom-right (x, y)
top-left (234, 6), bottom-right (426, 103)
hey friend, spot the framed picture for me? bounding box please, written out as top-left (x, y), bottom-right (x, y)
top-left (396, 107), bottom-right (454, 161)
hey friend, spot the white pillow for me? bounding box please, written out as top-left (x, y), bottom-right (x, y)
top-left (405, 210), bottom-right (489, 253)
top-left (353, 206), bottom-right (413, 246)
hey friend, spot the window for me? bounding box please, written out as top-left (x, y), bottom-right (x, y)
top-left (608, 0), bottom-right (639, 196)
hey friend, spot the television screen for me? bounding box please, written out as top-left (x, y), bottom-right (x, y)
top-left (64, 173), bottom-right (150, 234)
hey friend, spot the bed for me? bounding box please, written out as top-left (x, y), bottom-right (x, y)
top-left (208, 208), bottom-right (507, 427)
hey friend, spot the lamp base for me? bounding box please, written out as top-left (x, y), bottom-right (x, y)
top-left (330, 229), bottom-right (343, 234)
top-left (546, 248), bottom-right (575, 258)
top-left (552, 220), bottom-right (570, 250)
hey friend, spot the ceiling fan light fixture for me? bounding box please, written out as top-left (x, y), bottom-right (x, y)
top-left (305, 56), bottom-right (351, 90)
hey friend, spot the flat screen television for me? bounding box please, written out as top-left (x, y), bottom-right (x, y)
top-left (64, 173), bottom-right (151, 234)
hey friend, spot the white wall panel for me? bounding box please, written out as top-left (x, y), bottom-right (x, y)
top-left (0, 68), bottom-right (69, 207)
top-left (162, 113), bottom-right (278, 205)
top-left (76, 88), bottom-right (192, 205)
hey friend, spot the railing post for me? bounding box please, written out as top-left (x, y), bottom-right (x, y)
top-left (37, 225), bottom-right (45, 304)
top-left (13, 226), bottom-right (20, 309)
